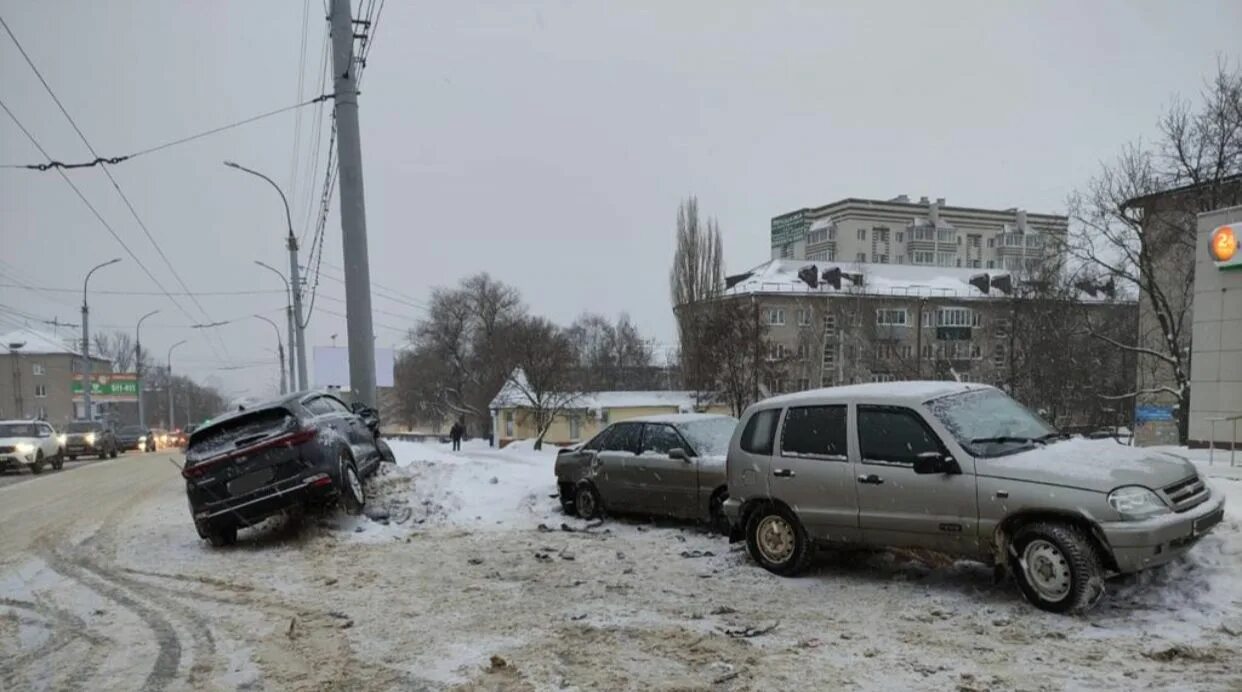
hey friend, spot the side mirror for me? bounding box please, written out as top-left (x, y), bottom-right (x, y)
top-left (669, 448), bottom-right (690, 462)
top-left (350, 401), bottom-right (367, 413)
top-left (913, 451), bottom-right (960, 475)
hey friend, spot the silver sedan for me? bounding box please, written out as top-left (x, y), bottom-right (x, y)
top-left (554, 414), bottom-right (738, 530)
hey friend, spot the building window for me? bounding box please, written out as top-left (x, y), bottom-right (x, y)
top-left (857, 228), bottom-right (867, 240)
top-left (896, 231), bottom-right (904, 243)
top-left (823, 314), bottom-right (836, 337)
top-left (987, 237), bottom-right (995, 248)
top-left (900, 345), bottom-right (913, 359)
top-left (874, 227), bottom-right (890, 242)
top-left (874, 254), bottom-right (889, 264)
top-left (780, 244), bottom-right (794, 258)
top-left (796, 343), bottom-right (809, 360)
top-left (824, 345), bottom-right (836, 365)
top-left (993, 318), bottom-right (1011, 338)
top-left (856, 252), bottom-right (867, 263)
top-left (956, 259), bottom-right (962, 267)
top-left (768, 308), bottom-right (785, 325)
top-left (874, 344), bottom-right (886, 361)
top-left (967, 259), bottom-right (980, 268)
top-left (970, 343), bottom-right (982, 359)
top-left (32, 363), bottom-right (46, 376)
top-left (968, 235), bottom-right (981, 248)
top-left (807, 228), bottom-right (835, 244)
top-left (770, 379), bottom-right (785, 393)
top-left (770, 343), bottom-right (787, 360)
top-left (796, 378), bottom-right (810, 391)
top-left (921, 343), bottom-right (933, 359)
top-left (569, 415), bottom-right (582, 440)
top-left (871, 373), bottom-right (896, 383)
top-left (936, 307), bottom-right (977, 327)
top-left (921, 310), bottom-right (933, 327)
top-left (845, 345), bottom-right (856, 359)
top-left (34, 385), bottom-right (47, 398)
top-left (807, 249), bottom-right (834, 262)
top-left (896, 255), bottom-right (905, 264)
top-left (876, 308), bottom-right (909, 326)
top-left (796, 308), bottom-right (812, 326)
top-left (937, 252), bottom-right (955, 266)
top-left (986, 260), bottom-right (995, 269)
top-left (993, 345), bottom-right (1006, 367)
top-left (912, 250), bottom-right (935, 265)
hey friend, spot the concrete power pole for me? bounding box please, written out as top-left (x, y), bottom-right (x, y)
top-left (330, 0), bottom-right (377, 406)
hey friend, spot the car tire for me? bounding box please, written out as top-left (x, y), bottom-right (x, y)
top-left (745, 503), bottom-right (814, 577)
top-left (206, 524), bottom-right (238, 548)
top-left (52, 451), bottom-right (64, 471)
top-left (1009, 522), bottom-right (1106, 614)
top-left (31, 452), bottom-right (45, 475)
top-left (574, 481), bottom-right (603, 520)
top-left (708, 488), bottom-right (730, 535)
top-left (558, 483), bottom-right (577, 515)
top-left (339, 453), bottom-right (366, 515)
top-left (109, 445), bottom-right (118, 459)
top-left (68, 455), bottom-right (77, 461)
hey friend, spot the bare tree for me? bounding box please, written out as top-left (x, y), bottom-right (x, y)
top-left (92, 330), bottom-right (148, 373)
top-left (692, 299), bottom-right (785, 416)
top-left (503, 317), bottom-right (582, 450)
top-left (566, 312), bottom-right (657, 390)
top-left (1067, 61), bottom-right (1242, 442)
top-left (670, 196), bottom-right (725, 391)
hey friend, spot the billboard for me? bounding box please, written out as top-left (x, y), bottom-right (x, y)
top-left (770, 210), bottom-right (810, 247)
top-left (71, 373), bottom-right (139, 401)
top-left (1208, 223), bottom-right (1240, 270)
top-left (313, 346), bottom-right (395, 390)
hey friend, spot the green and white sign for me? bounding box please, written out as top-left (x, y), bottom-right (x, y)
top-left (71, 373), bottom-right (139, 400)
top-left (771, 210), bottom-right (810, 247)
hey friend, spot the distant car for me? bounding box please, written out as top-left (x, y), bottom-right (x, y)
top-left (182, 391), bottom-right (392, 547)
top-left (554, 414), bottom-right (738, 531)
top-left (723, 382), bottom-right (1226, 614)
top-left (116, 425), bottom-right (153, 452)
top-left (167, 429), bottom-right (188, 448)
top-left (0, 420), bottom-right (64, 474)
top-left (62, 421), bottom-right (118, 460)
top-left (149, 428), bottom-right (169, 450)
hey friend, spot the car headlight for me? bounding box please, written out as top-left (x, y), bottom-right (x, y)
top-left (57, 434), bottom-right (67, 445)
top-left (16, 443), bottom-right (35, 454)
top-left (85, 433), bottom-right (97, 444)
top-left (1107, 486), bottom-right (1169, 519)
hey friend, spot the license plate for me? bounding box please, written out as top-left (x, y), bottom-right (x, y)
top-left (227, 468), bottom-right (273, 496)
top-left (1194, 508), bottom-right (1224, 536)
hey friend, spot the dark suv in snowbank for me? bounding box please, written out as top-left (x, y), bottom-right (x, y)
top-left (182, 391), bottom-right (391, 546)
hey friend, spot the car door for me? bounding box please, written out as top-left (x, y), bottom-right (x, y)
top-left (37, 423), bottom-right (58, 457)
top-left (594, 422), bottom-right (643, 510)
top-left (854, 404), bottom-right (979, 554)
top-left (770, 404), bottom-right (862, 543)
top-left (632, 423), bottom-right (698, 518)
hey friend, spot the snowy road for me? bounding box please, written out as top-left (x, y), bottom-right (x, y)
top-left (1, 441), bottom-right (1240, 690)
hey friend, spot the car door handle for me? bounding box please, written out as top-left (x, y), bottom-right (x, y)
top-left (772, 469), bottom-right (795, 478)
top-left (857, 474), bottom-right (884, 485)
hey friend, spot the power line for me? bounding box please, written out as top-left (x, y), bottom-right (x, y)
top-left (288, 0), bottom-right (312, 214)
top-left (0, 283), bottom-right (285, 297)
top-left (0, 16), bottom-right (233, 361)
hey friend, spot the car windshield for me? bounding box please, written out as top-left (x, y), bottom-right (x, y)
top-left (0, 423), bottom-right (38, 437)
top-left (67, 422), bottom-right (103, 433)
top-left (927, 389), bottom-right (1058, 458)
top-left (675, 417), bottom-right (738, 457)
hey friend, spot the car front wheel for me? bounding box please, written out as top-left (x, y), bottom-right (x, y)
top-left (574, 481), bottom-right (602, 519)
top-left (31, 452), bottom-right (45, 475)
top-left (1010, 522), bottom-right (1105, 614)
top-left (339, 453), bottom-right (365, 515)
top-left (206, 524), bottom-right (238, 548)
top-left (745, 504), bottom-right (813, 576)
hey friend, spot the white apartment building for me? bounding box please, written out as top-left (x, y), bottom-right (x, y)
top-left (771, 195), bottom-right (1067, 272)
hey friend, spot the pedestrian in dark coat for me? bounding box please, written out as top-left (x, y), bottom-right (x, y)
top-left (450, 421), bottom-right (464, 451)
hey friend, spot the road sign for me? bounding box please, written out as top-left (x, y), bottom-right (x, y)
top-left (71, 373), bottom-right (139, 401)
top-left (1135, 403), bottom-right (1175, 422)
top-left (771, 210), bottom-right (810, 247)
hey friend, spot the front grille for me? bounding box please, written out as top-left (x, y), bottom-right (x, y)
top-left (1163, 475), bottom-right (1209, 513)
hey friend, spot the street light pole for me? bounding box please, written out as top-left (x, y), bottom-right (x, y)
top-left (167, 340), bottom-right (186, 429)
top-left (253, 314), bottom-right (287, 395)
top-left (81, 259), bottom-right (122, 421)
top-left (135, 310), bottom-right (159, 428)
top-left (256, 260), bottom-right (297, 393)
top-left (226, 161), bottom-right (308, 391)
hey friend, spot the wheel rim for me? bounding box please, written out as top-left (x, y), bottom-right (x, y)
top-left (578, 488), bottom-right (596, 516)
top-left (1022, 539), bottom-right (1072, 602)
top-left (346, 464), bottom-right (363, 503)
top-left (756, 515), bottom-right (796, 564)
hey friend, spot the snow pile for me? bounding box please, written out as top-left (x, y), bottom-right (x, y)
top-left (376, 439), bottom-right (562, 531)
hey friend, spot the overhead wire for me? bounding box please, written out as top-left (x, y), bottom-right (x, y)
top-left (0, 283), bottom-right (286, 297)
top-left (288, 0), bottom-right (312, 219)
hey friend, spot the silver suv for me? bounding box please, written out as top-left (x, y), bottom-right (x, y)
top-left (722, 382), bottom-right (1226, 613)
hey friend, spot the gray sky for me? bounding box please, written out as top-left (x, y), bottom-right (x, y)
top-left (2, 1), bottom-right (1240, 400)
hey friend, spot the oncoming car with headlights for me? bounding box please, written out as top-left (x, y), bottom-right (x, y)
top-left (0, 420), bottom-right (64, 474)
top-left (62, 421), bottom-right (118, 460)
top-left (723, 382), bottom-right (1226, 613)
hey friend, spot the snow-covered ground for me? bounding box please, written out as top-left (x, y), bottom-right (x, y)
top-left (1, 441), bottom-right (1240, 689)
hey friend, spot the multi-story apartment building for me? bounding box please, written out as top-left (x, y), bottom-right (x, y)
top-left (716, 260), bottom-right (1136, 430)
top-left (0, 327), bottom-right (111, 424)
top-left (770, 195), bottom-right (1067, 273)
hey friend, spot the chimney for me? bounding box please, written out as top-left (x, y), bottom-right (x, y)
top-left (919, 196), bottom-right (929, 204)
top-left (929, 198), bottom-right (940, 226)
top-left (1016, 209), bottom-right (1028, 233)
top-left (889, 194), bottom-right (910, 203)
top-left (936, 197), bottom-right (945, 206)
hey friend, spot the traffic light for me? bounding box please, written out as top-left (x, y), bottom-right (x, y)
top-left (1209, 224), bottom-right (1241, 270)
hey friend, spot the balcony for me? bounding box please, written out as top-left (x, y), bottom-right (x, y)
top-left (907, 223), bottom-right (957, 249)
top-left (996, 233), bottom-right (1044, 255)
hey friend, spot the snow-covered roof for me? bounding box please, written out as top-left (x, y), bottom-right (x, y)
top-left (723, 259), bottom-right (1115, 302)
top-left (762, 381), bottom-right (991, 407)
top-left (490, 370), bottom-right (709, 412)
top-left (0, 327), bottom-right (85, 356)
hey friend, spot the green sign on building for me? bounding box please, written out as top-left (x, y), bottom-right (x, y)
top-left (771, 210), bottom-right (811, 247)
top-left (71, 373), bottom-right (139, 399)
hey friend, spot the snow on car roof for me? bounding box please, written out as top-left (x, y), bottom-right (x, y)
top-left (624, 413), bottom-right (735, 425)
top-left (761, 381), bottom-right (992, 407)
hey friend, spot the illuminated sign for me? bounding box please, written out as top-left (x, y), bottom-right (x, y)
top-left (1208, 223), bottom-right (1240, 270)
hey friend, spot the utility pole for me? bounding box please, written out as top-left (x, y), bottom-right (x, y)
top-left (7, 342), bottom-right (25, 418)
top-left (225, 162), bottom-right (308, 390)
top-left (168, 340), bottom-right (186, 429)
top-left (81, 259), bottom-right (121, 421)
top-left (330, 0), bottom-right (377, 406)
top-left (256, 261), bottom-right (297, 392)
top-left (254, 314), bottom-right (288, 395)
top-left (136, 310), bottom-right (159, 427)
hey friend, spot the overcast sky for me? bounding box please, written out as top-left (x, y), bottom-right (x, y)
top-left (2, 1), bottom-right (1240, 400)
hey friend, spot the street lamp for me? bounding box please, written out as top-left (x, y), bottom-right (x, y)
top-left (226, 161), bottom-right (308, 391)
top-left (167, 340), bottom-right (187, 429)
top-left (255, 260), bottom-right (297, 393)
top-left (135, 309), bottom-right (159, 428)
top-left (81, 258), bottom-right (122, 421)
top-left (253, 314), bottom-right (287, 395)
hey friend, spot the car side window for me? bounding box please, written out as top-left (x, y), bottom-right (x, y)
top-left (303, 397), bottom-right (333, 416)
top-left (780, 405), bottom-right (847, 460)
top-left (39, 424), bottom-right (53, 437)
top-left (641, 424), bottom-right (684, 456)
top-left (323, 396), bottom-right (352, 414)
top-left (605, 423), bottom-right (642, 454)
top-left (857, 405), bottom-right (943, 465)
top-left (583, 427), bottom-right (611, 451)
top-left (740, 409), bottom-right (780, 455)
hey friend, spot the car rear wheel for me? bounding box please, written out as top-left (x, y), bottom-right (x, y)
top-left (1010, 522), bottom-right (1105, 614)
top-left (339, 453), bottom-right (366, 515)
top-left (206, 524), bottom-right (238, 548)
top-left (708, 488), bottom-right (729, 535)
top-left (109, 445), bottom-right (118, 459)
top-left (574, 481), bottom-right (602, 520)
top-left (31, 452), bottom-right (45, 475)
top-left (745, 504), bottom-right (813, 576)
